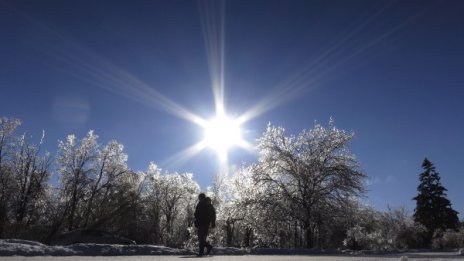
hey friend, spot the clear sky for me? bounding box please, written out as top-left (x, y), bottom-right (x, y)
top-left (1, 0), bottom-right (463, 217)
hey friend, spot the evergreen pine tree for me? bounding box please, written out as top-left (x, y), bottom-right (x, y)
top-left (413, 158), bottom-right (459, 244)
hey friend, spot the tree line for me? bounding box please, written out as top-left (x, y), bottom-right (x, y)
top-left (0, 116), bottom-right (461, 249)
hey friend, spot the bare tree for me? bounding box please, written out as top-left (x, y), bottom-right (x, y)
top-left (252, 120), bottom-right (366, 248)
top-left (11, 132), bottom-right (51, 225)
top-left (146, 163), bottom-right (199, 246)
top-left (0, 117), bottom-right (21, 237)
top-left (83, 140), bottom-right (129, 227)
top-left (56, 131), bottom-right (98, 231)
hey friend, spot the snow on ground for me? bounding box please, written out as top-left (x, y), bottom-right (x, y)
top-left (1, 239), bottom-right (463, 260)
top-left (0, 239), bottom-right (192, 256)
top-left (0, 240), bottom-right (333, 256)
top-left (0, 240), bottom-right (341, 256)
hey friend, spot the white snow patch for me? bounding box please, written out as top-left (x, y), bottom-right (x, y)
top-left (0, 241), bottom-right (336, 256)
top-left (0, 239), bottom-right (74, 256)
top-left (0, 240), bottom-right (192, 256)
top-left (250, 248), bottom-right (339, 255)
top-left (2, 239), bottom-right (462, 258)
top-left (209, 247), bottom-right (247, 255)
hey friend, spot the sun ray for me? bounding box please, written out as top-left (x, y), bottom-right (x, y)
top-left (199, 0), bottom-right (227, 116)
top-left (235, 2), bottom-right (424, 125)
top-left (236, 138), bottom-right (255, 154)
top-left (49, 46), bottom-right (207, 127)
top-left (161, 140), bottom-right (208, 170)
top-left (24, 14), bottom-right (207, 128)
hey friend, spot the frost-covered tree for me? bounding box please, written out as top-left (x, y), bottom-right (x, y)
top-left (252, 120), bottom-right (366, 248)
top-left (54, 131), bottom-right (137, 237)
top-left (343, 205), bottom-right (419, 250)
top-left (94, 168), bottom-right (141, 241)
top-left (0, 117), bottom-right (20, 168)
top-left (56, 131), bottom-right (98, 231)
top-left (0, 117), bottom-right (51, 239)
top-left (145, 163), bottom-right (200, 246)
top-left (0, 117), bottom-right (21, 236)
top-left (413, 158), bottom-right (459, 246)
top-left (206, 121), bottom-right (367, 249)
top-left (207, 167), bottom-right (255, 247)
top-left (11, 132), bottom-right (51, 225)
top-left (82, 140), bottom-right (130, 227)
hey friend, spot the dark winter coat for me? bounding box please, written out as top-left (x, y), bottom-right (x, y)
top-left (194, 200), bottom-right (216, 228)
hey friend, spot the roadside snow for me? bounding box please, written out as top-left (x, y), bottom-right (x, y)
top-left (1, 239), bottom-right (463, 259)
top-left (0, 239), bottom-right (192, 256)
top-left (0, 240), bottom-right (329, 256)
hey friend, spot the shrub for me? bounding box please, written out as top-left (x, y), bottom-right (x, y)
top-left (432, 229), bottom-right (464, 249)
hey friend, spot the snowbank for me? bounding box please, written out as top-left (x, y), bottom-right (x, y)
top-left (0, 240), bottom-right (251, 256)
top-left (0, 239), bottom-right (193, 256)
top-left (0, 240), bottom-right (336, 256)
top-left (2, 239), bottom-right (462, 257)
top-left (249, 248), bottom-right (339, 255)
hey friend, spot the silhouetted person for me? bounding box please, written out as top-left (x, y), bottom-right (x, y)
top-left (194, 193), bottom-right (216, 256)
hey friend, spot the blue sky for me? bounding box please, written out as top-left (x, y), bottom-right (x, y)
top-left (1, 0), bottom-right (463, 217)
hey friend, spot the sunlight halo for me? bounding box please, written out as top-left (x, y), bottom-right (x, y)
top-left (202, 113), bottom-right (243, 161)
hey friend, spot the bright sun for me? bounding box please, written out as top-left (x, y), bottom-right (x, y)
top-left (203, 114), bottom-right (242, 161)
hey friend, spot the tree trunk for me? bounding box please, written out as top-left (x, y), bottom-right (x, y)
top-left (305, 226), bottom-right (313, 248)
top-left (294, 221), bottom-right (298, 248)
top-left (244, 227), bottom-right (252, 247)
top-left (0, 204), bottom-right (7, 237)
top-left (68, 179), bottom-right (79, 231)
top-left (225, 219), bottom-right (235, 247)
top-left (84, 160), bottom-right (105, 227)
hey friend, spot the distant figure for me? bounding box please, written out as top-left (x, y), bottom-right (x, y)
top-left (194, 193), bottom-right (216, 256)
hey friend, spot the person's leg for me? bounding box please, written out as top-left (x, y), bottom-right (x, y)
top-left (206, 242), bottom-right (212, 255)
top-left (197, 226), bottom-right (207, 256)
top-left (204, 227), bottom-right (212, 255)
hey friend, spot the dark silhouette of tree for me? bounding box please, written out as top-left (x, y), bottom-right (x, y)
top-left (413, 158), bottom-right (459, 246)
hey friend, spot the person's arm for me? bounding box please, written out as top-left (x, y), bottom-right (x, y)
top-left (194, 204), bottom-right (199, 218)
top-left (211, 206), bottom-right (216, 228)
top-left (194, 204), bottom-right (200, 227)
